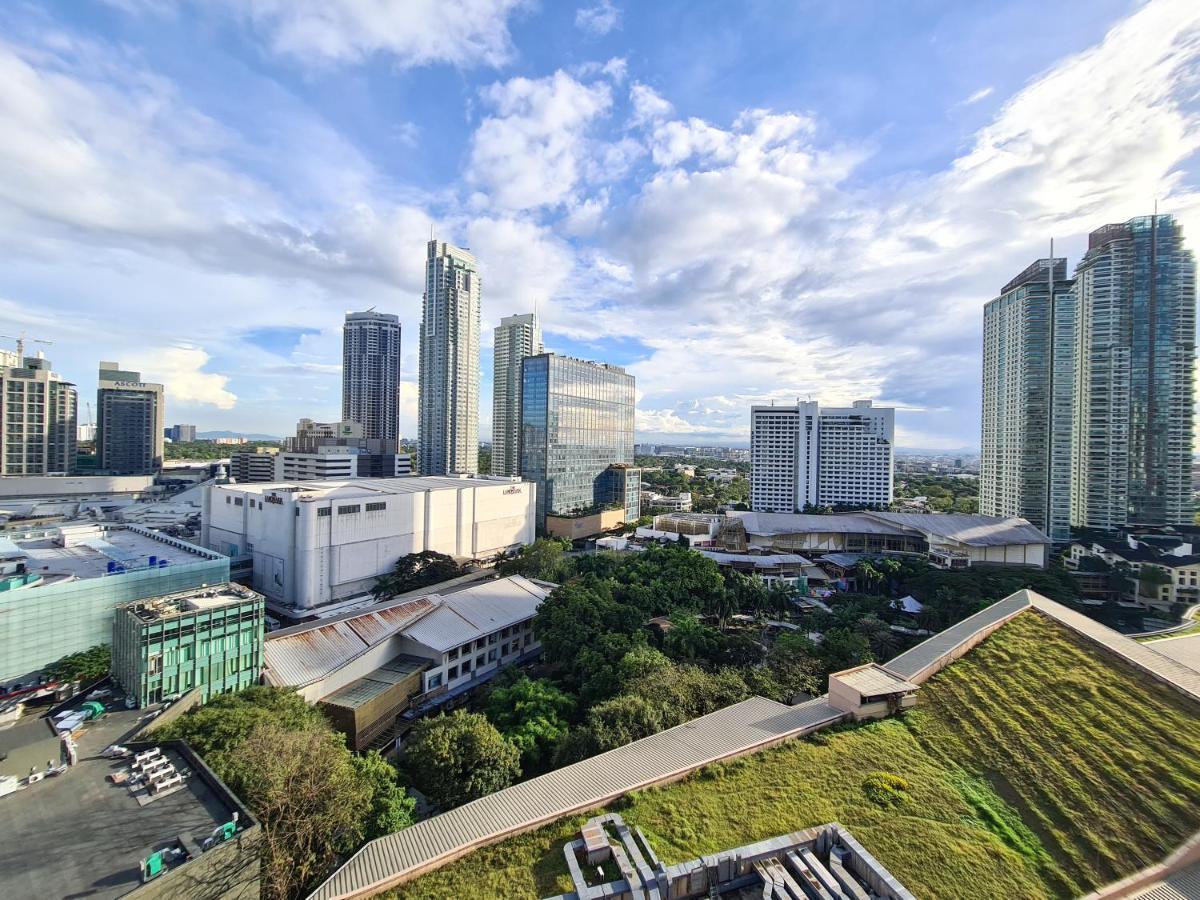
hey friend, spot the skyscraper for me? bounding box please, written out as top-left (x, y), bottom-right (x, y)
top-left (520, 354), bottom-right (637, 530)
top-left (750, 401), bottom-right (894, 513)
top-left (0, 352), bottom-right (77, 475)
top-left (1070, 215), bottom-right (1196, 528)
top-left (97, 361), bottom-right (164, 475)
top-left (419, 240), bottom-right (480, 475)
top-left (492, 313), bottom-right (543, 476)
top-left (342, 310), bottom-right (401, 445)
top-left (980, 258), bottom-right (1076, 541)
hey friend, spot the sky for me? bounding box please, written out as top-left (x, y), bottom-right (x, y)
top-left (2, 0), bottom-right (1199, 450)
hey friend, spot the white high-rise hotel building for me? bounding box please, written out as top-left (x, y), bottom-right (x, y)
top-left (419, 240), bottom-right (480, 475)
top-left (342, 310), bottom-right (401, 444)
top-left (492, 313), bottom-right (543, 477)
top-left (750, 401), bottom-right (895, 513)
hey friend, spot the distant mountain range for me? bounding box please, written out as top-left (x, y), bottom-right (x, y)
top-left (196, 430), bottom-right (281, 441)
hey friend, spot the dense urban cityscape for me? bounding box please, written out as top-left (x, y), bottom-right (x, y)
top-left (2, 3), bottom-right (1199, 900)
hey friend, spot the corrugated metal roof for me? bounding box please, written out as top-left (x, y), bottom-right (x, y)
top-left (698, 550), bottom-right (813, 567)
top-left (728, 512), bottom-right (909, 537)
top-left (321, 655), bottom-right (428, 710)
top-left (307, 695), bottom-right (844, 900)
top-left (833, 664), bottom-right (917, 696)
top-left (886, 591), bottom-right (1032, 680)
top-left (863, 512), bottom-right (1050, 547)
top-left (1123, 860), bottom-right (1200, 900)
top-left (400, 577), bottom-right (549, 652)
top-left (263, 597), bottom-right (436, 688)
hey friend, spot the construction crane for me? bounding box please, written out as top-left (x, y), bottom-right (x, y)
top-left (0, 331), bottom-right (52, 361)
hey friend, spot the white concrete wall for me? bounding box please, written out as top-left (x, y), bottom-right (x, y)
top-left (204, 481), bottom-right (536, 610)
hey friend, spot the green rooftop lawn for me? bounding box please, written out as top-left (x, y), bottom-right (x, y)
top-left (394, 612), bottom-right (1200, 900)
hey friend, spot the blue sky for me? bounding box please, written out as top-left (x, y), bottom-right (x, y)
top-left (3, 0), bottom-right (1199, 448)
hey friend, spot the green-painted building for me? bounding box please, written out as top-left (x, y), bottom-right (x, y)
top-left (112, 582), bottom-right (265, 707)
top-left (0, 523), bottom-right (230, 690)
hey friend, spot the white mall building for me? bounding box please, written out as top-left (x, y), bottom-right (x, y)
top-left (201, 475), bottom-right (536, 610)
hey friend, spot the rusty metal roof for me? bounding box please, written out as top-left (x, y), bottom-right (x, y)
top-left (263, 596), bottom-right (436, 688)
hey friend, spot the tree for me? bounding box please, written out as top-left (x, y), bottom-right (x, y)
top-left (496, 538), bottom-right (573, 583)
top-left (158, 686), bottom-right (416, 899)
top-left (43, 644), bottom-right (110, 683)
top-left (485, 676), bottom-right (575, 772)
top-left (372, 551), bottom-right (465, 599)
top-left (726, 571), bottom-right (767, 618)
top-left (555, 694), bottom-right (668, 763)
top-left (663, 613), bottom-right (723, 663)
top-left (854, 560), bottom-right (884, 595)
top-left (533, 577), bottom-right (643, 675)
top-left (352, 751), bottom-right (417, 839)
top-left (855, 615), bottom-right (899, 660)
top-left (158, 686), bottom-right (328, 772)
top-left (404, 710), bottom-right (520, 809)
top-left (222, 725), bottom-right (370, 900)
top-left (766, 580), bottom-right (796, 618)
top-left (817, 628), bottom-right (873, 676)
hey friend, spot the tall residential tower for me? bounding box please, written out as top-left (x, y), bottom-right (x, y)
top-left (342, 310), bottom-right (401, 445)
top-left (0, 352), bottom-right (77, 475)
top-left (419, 240), bottom-right (480, 475)
top-left (492, 313), bottom-right (543, 476)
top-left (1070, 215), bottom-right (1196, 528)
top-left (96, 361), bottom-right (164, 475)
top-left (980, 258), bottom-right (1076, 541)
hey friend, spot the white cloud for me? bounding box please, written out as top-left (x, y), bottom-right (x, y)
top-left (575, 1), bottom-right (620, 36)
top-left (959, 85), bottom-right (994, 106)
top-left (130, 345), bottom-right (237, 409)
top-left (469, 71), bottom-right (613, 210)
top-left (629, 82), bottom-right (673, 126)
top-left (229, 0), bottom-right (527, 68)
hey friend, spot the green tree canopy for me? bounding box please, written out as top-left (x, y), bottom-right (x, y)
top-left (496, 538), bottom-right (574, 583)
top-left (42, 644), bottom-right (111, 683)
top-left (372, 551), bottom-right (466, 600)
top-left (404, 710), bottom-right (521, 810)
top-left (485, 675), bottom-right (576, 772)
top-left (222, 725), bottom-right (369, 900)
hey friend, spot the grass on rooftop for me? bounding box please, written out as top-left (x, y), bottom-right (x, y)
top-left (393, 612), bottom-right (1200, 900)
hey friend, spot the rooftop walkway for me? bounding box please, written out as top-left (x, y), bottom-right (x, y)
top-left (309, 695), bottom-right (843, 899)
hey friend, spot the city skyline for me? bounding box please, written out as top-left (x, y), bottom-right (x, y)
top-left (3, 1), bottom-right (1200, 449)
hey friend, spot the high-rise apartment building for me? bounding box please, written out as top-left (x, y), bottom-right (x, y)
top-left (1070, 215), bottom-right (1196, 528)
top-left (492, 313), bottom-right (543, 476)
top-left (419, 240), bottom-right (480, 475)
top-left (750, 401), bottom-right (894, 513)
top-left (520, 354), bottom-right (637, 530)
top-left (980, 259), bottom-right (1076, 541)
top-left (165, 424), bottom-right (196, 443)
top-left (343, 310), bottom-right (401, 444)
top-left (0, 352), bottom-right (78, 475)
top-left (96, 361), bottom-right (164, 475)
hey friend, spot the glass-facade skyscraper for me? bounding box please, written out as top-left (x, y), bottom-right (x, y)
top-left (520, 354), bottom-right (636, 529)
top-left (419, 240), bottom-right (480, 475)
top-left (492, 313), bottom-right (543, 477)
top-left (1070, 215), bottom-right (1196, 528)
top-left (342, 310), bottom-right (401, 444)
top-left (980, 258), bottom-right (1076, 541)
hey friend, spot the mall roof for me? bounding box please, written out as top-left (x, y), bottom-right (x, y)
top-left (728, 511), bottom-right (908, 537)
top-left (216, 474), bottom-right (523, 499)
top-left (863, 512), bottom-right (1051, 547)
top-left (8, 524), bottom-right (220, 582)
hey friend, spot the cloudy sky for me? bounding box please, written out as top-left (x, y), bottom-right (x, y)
top-left (3, 0), bottom-right (1199, 449)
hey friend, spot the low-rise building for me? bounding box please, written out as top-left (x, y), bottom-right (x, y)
top-left (230, 445), bottom-right (413, 484)
top-left (1067, 530), bottom-right (1200, 609)
top-left (0, 523), bottom-right (230, 690)
top-left (263, 575), bottom-right (551, 750)
top-left (643, 491), bottom-right (692, 512)
top-left (111, 583), bottom-right (266, 708)
top-left (202, 475), bottom-right (536, 611)
top-left (721, 510), bottom-right (1049, 568)
top-left (229, 446), bottom-right (278, 483)
top-left (635, 512), bottom-right (722, 547)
